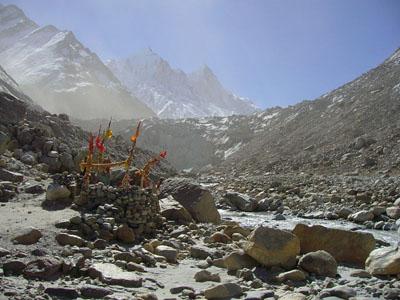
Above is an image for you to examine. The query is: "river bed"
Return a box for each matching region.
[219,209,400,246]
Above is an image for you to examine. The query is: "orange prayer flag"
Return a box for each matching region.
[130,121,142,143]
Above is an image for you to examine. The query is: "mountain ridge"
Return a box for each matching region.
[80,47,400,174]
[0,4,155,120]
[106,48,259,119]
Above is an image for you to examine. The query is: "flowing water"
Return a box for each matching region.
[219,209,400,246]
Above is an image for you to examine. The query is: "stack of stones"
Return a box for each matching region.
[70,182,163,240]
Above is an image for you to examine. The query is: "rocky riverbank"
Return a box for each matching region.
[199,172,400,234]
[1,172,400,300]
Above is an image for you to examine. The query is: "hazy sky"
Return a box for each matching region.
[3,0,400,108]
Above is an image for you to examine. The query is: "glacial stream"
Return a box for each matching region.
[219,209,400,246]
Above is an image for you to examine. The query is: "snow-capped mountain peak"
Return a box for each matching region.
[194,64,215,77]
[0,4,155,120]
[107,50,259,118]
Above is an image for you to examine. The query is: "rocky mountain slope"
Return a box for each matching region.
[223,47,400,175]
[106,48,258,119]
[80,48,400,175]
[0,4,155,120]
[0,90,173,179]
[75,109,280,171]
[0,64,35,106]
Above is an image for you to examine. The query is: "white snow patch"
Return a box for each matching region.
[263,111,279,121]
[224,142,242,159]
[392,82,400,93]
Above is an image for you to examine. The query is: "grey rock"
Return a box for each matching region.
[55,233,85,247]
[159,177,221,224]
[3,260,26,275]
[155,245,178,263]
[244,290,274,300]
[88,262,142,287]
[24,183,44,194]
[298,250,337,277]
[244,226,300,268]
[224,191,257,212]
[116,224,135,243]
[190,245,217,259]
[12,227,42,245]
[170,286,195,294]
[348,210,374,223]
[386,207,400,219]
[223,250,258,271]
[194,270,220,282]
[319,286,357,299]
[277,269,307,282]
[293,223,375,266]
[80,285,112,298]
[365,246,400,275]
[126,262,146,272]
[60,152,75,171]
[48,150,59,158]
[0,247,10,257]
[20,152,36,165]
[204,282,242,299]
[0,168,23,183]
[159,195,194,225]
[23,257,63,280]
[45,287,79,299]
[46,182,71,201]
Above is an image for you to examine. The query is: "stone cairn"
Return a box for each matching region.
[50,121,166,242]
[53,173,163,242]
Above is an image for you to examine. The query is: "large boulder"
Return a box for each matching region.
[223,191,257,212]
[243,226,300,268]
[365,246,400,275]
[159,195,193,225]
[298,250,337,277]
[293,224,375,266]
[159,178,220,224]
